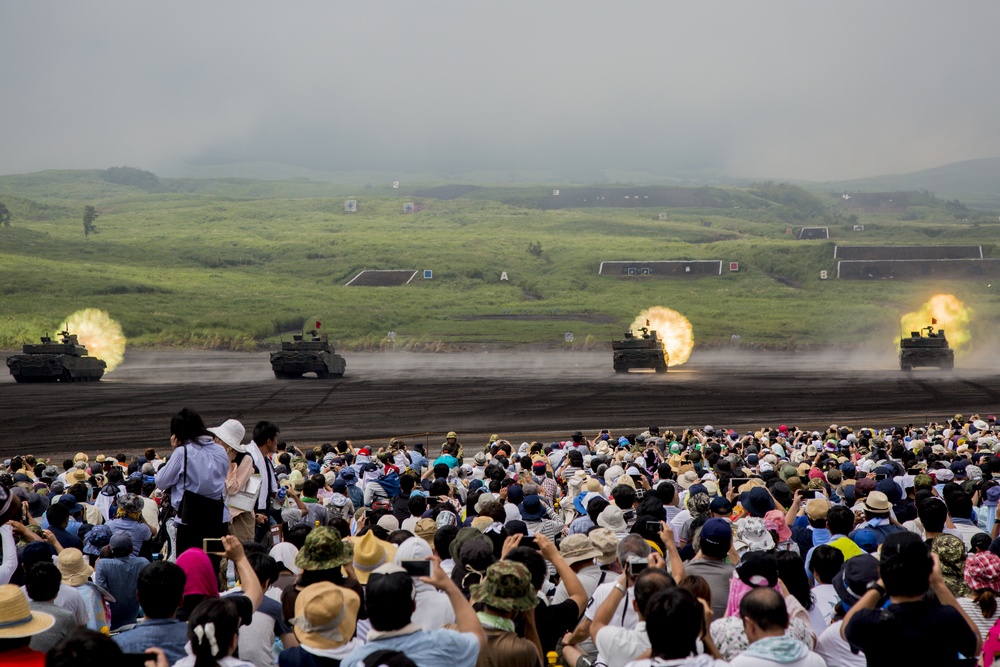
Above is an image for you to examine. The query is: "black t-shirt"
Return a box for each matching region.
[527,598,580,654]
[844,598,978,666]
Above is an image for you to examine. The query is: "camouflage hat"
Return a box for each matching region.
[930,534,971,598]
[470,560,539,612]
[119,493,144,514]
[295,527,352,571]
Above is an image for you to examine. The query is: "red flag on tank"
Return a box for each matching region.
[932,318,937,324]
[316,321,322,329]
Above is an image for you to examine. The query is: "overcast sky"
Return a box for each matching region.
[2,2,998,182]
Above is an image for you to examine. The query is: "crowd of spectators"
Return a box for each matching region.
[1,409,1000,667]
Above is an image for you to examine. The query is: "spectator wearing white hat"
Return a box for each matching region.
[210,419,257,543]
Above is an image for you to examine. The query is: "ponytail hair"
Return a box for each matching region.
[977,589,998,619]
[188,598,240,667]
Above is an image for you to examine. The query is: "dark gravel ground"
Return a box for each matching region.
[1,349,998,459]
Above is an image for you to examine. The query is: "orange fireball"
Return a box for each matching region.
[629,306,694,367]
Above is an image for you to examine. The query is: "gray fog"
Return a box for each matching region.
[2,2,998,182]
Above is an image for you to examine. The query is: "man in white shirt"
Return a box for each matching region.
[592,566,675,667]
[246,421,280,542]
[551,534,608,605]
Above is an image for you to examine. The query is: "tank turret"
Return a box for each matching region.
[7,330,107,382]
[612,327,669,373]
[899,325,954,371]
[270,330,346,379]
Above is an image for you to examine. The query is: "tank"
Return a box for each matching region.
[612,327,669,373]
[899,325,954,371]
[6,331,107,383]
[270,330,346,379]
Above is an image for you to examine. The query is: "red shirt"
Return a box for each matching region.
[1,646,46,667]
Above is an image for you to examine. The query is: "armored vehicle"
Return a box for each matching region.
[899,325,954,371]
[7,331,107,382]
[612,327,669,373]
[270,330,346,379]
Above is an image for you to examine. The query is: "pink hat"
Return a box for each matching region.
[966,552,1000,593]
[764,510,791,543]
[808,468,826,481]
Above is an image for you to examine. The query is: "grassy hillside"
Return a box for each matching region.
[815,157,1000,209]
[1,170,999,353]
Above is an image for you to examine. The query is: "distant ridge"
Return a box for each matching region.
[815,157,1000,208]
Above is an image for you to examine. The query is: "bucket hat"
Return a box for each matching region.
[558,534,603,566]
[291,582,360,650]
[352,531,398,585]
[589,528,619,565]
[833,554,880,605]
[470,561,538,612]
[414,518,437,544]
[519,495,547,522]
[736,517,775,553]
[295,527,352,571]
[56,548,95,587]
[83,525,113,557]
[208,419,247,453]
[597,505,627,533]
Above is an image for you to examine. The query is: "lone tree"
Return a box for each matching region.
[0,202,10,228]
[83,205,99,237]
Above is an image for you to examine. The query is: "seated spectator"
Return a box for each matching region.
[0,584,55,666]
[94,533,149,630]
[24,562,77,653]
[843,531,981,665]
[55,548,112,632]
[279,581,362,667]
[339,559,486,667]
[46,627,169,667]
[229,552,298,666]
[44,503,83,551]
[113,561,189,665]
[175,597,255,667]
[392,536,456,630]
[731,587,825,667]
[18,542,88,626]
[104,492,153,557]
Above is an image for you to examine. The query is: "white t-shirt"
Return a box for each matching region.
[586,582,640,667]
[730,652,825,667]
[809,584,839,631]
[596,622,650,667]
[814,620,864,667]
[625,656,730,667]
[585,582,640,628]
[552,564,609,605]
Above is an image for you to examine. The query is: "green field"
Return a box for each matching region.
[1,169,998,353]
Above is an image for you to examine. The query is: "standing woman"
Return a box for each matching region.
[155,408,231,559]
[209,419,257,543]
